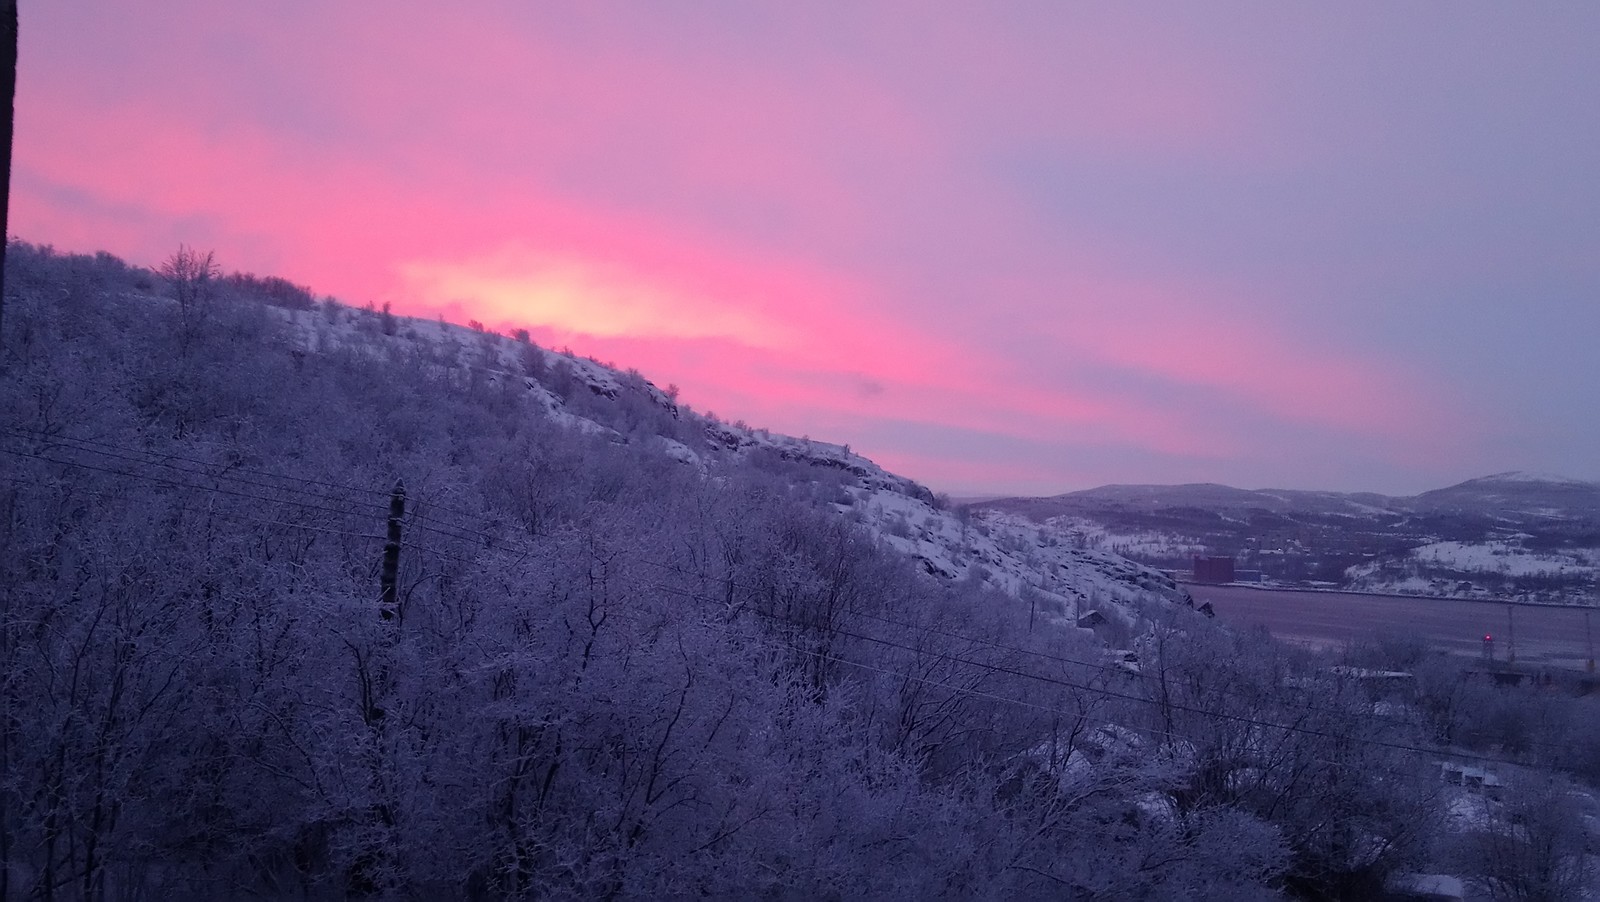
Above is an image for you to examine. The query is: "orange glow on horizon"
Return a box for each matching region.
[398,250,791,347]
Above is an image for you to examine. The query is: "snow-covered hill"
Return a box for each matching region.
[1411,471,1600,519]
[9,244,1580,899]
[279,301,1197,634]
[977,471,1600,605]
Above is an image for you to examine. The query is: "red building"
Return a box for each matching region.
[1192,555,1236,584]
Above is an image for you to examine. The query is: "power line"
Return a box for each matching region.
[459,540,1565,770]
[3,427,386,512]
[614,578,1516,775]
[0,446,1562,771]
[0,435,494,548]
[729,593,1507,766]
[0,470,384,547]
[3,425,391,500]
[623,557,1438,732]
[0,445,377,522]
[3,425,496,534]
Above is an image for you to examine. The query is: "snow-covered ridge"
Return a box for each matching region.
[853,489,1195,631]
[277,301,1195,631]
[1467,471,1597,486]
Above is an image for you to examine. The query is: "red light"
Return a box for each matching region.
[1484,634,1493,641]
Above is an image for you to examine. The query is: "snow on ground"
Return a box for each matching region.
[1346,538,1600,604]
[1408,540,1600,577]
[655,438,701,466]
[280,304,662,442]
[853,490,1195,631]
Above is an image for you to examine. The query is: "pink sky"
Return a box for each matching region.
[15,3,1600,494]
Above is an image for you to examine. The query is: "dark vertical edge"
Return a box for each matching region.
[0,1,15,340]
[380,480,406,621]
[0,9,15,888]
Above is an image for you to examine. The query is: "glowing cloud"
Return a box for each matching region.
[399,250,788,346]
[14,2,1600,494]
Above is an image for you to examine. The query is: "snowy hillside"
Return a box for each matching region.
[276,299,1197,633]
[1411,471,1600,519]
[275,298,1600,612]
[12,244,1600,899]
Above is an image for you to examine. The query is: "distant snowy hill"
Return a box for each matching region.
[1410,471,1600,519]
[990,473,1600,522]
[992,482,1398,519]
[978,474,1600,605]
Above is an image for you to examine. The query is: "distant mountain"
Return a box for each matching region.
[974,473,1600,603]
[1410,472,1600,520]
[986,482,1396,522]
[988,472,1600,522]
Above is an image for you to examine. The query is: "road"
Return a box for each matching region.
[1187,583,1599,671]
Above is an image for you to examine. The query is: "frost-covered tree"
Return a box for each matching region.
[1138,620,1441,898]
[3,245,1500,898]
[1457,773,1592,902]
[157,245,219,342]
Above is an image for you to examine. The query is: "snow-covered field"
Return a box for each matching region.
[1347,540,1600,605]
[1407,540,1600,577]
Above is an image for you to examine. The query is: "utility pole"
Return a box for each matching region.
[1586,610,1594,674]
[1506,604,1516,666]
[380,479,405,622]
[354,479,406,890]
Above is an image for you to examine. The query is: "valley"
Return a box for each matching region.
[978,477,1600,606]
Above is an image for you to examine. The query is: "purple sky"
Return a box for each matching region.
[15,2,1600,495]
